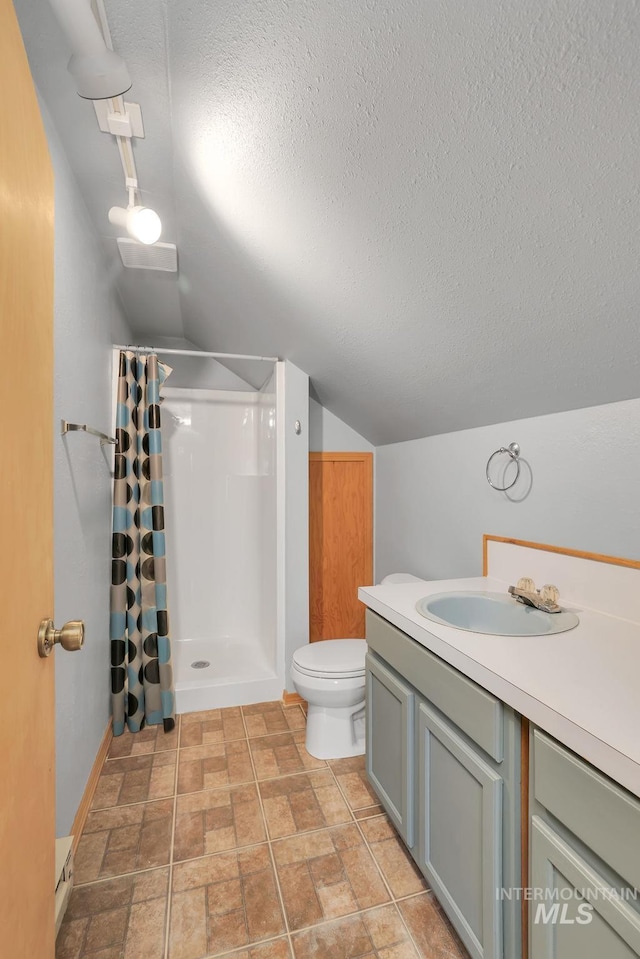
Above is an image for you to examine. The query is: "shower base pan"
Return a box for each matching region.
[174,637,282,713]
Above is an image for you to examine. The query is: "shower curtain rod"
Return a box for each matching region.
[113,344,279,363]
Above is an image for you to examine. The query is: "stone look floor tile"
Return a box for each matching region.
[62,699,471,959]
[91,752,176,809]
[107,722,179,759]
[249,731,327,780]
[291,903,420,959]
[56,868,169,959]
[77,948,123,959]
[328,756,380,812]
[259,769,352,839]
[272,822,390,930]
[173,783,266,860]
[169,845,286,959]
[177,740,254,793]
[217,940,292,959]
[359,817,427,899]
[399,894,468,959]
[354,803,385,820]
[180,707,246,747]
[75,800,174,883]
[242,701,306,738]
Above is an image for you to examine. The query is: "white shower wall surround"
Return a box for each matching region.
[162,386,281,711]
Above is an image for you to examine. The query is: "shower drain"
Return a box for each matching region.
[191,660,211,669]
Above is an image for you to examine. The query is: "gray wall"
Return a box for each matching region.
[148,337,256,391]
[309,398,375,452]
[375,398,640,582]
[45,103,132,837]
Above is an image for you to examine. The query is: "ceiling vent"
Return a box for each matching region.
[116,238,178,272]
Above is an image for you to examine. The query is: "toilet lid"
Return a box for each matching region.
[293,639,366,678]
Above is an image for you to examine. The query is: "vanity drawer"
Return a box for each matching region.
[533,729,640,891]
[366,610,503,762]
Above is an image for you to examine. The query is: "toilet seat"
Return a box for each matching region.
[292,639,366,679]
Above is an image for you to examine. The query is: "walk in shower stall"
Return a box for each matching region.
[164,378,281,711]
[111,349,309,714]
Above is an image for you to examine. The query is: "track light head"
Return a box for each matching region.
[109,205,162,245]
[48,0,132,99]
[68,48,131,100]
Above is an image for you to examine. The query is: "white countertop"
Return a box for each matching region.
[358,576,640,798]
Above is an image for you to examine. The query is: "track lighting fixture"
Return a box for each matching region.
[109,206,162,245]
[109,182,162,245]
[49,0,131,99]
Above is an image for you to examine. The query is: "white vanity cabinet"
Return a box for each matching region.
[529,730,640,959]
[365,610,523,959]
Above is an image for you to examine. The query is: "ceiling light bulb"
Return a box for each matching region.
[128,207,162,245]
[108,205,162,245]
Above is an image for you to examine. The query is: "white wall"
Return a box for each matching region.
[309,398,374,453]
[375,398,640,583]
[45,103,132,837]
[277,362,310,689]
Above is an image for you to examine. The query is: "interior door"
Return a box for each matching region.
[309,452,373,642]
[0,2,56,955]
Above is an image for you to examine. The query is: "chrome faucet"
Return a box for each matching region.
[508,578,562,614]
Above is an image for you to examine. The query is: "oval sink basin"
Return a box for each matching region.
[416,591,579,636]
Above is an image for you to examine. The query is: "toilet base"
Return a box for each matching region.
[305,701,366,760]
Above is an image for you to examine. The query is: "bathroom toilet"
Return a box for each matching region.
[291,572,425,759]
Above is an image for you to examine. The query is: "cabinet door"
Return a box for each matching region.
[417,700,503,959]
[530,816,640,959]
[365,652,415,847]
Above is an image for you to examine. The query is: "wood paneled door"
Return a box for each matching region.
[309,452,373,643]
[0,0,56,954]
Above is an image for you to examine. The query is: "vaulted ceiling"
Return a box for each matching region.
[16,0,640,444]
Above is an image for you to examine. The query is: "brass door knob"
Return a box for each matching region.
[38,619,85,658]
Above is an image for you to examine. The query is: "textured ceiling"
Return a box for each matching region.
[16,0,640,444]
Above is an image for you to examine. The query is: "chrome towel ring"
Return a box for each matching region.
[486,442,520,491]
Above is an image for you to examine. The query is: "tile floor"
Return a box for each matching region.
[57,701,469,959]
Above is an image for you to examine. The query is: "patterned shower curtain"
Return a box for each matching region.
[110,351,175,736]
